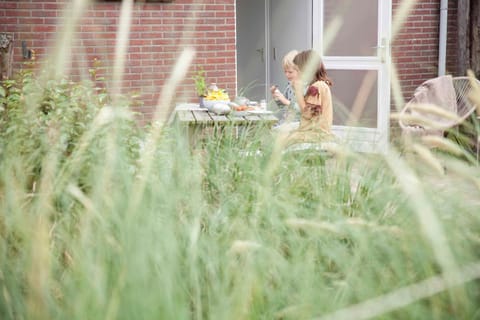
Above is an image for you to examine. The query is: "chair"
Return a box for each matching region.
[451,76,480,130]
[399,76,479,138]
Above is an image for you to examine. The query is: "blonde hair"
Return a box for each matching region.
[282,50,299,69]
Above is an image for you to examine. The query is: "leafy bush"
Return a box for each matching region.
[0,68,142,191]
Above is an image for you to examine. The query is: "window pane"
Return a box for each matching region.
[330,70,378,128]
[323,0,378,56]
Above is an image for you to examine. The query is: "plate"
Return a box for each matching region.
[247,110,273,114]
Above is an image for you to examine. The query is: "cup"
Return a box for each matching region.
[260,99,267,111]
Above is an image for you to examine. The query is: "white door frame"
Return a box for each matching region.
[313,0,392,153]
[239,0,392,153]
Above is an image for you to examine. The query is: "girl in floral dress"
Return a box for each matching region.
[284,49,335,146]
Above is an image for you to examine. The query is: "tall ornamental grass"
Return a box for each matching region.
[1,68,479,319]
[1,0,480,319]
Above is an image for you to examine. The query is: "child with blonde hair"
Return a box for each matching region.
[270,50,301,129]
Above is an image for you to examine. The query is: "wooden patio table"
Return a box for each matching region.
[171,103,278,146]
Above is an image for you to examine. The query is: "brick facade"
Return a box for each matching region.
[392,0,458,99]
[0,0,236,123]
[0,0,457,124]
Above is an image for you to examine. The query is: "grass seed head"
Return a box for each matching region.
[411,143,445,175]
[420,135,466,156]
[229,240,261,254]
[286,218,340,234]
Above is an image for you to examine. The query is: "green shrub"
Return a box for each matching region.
[0,68,142,190]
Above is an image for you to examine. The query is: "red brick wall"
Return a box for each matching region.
[392,0,458,103]
[1,0,459,124]
[0,0,236,124]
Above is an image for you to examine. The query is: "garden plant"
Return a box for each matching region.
[0,1,480,319]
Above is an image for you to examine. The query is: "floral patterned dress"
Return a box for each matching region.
[285,80,334,146]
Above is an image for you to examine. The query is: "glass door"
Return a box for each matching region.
[269,0,312,92]
[236,0,267,101]
[314,0,391,152]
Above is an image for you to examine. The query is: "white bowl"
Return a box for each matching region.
[212,102,231,115]
[201,99,230,111]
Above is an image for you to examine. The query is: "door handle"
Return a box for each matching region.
[372,38,388,63]
[256,48,264,63]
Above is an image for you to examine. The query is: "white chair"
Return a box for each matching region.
[399,76,479,138]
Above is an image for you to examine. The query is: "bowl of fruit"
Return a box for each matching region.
[200,84,231,111]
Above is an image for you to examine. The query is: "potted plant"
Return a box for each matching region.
[193,69,208,108]
[193,69,207,104]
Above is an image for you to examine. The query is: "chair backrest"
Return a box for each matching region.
[452,76,479,122]
[399,76,479,132]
